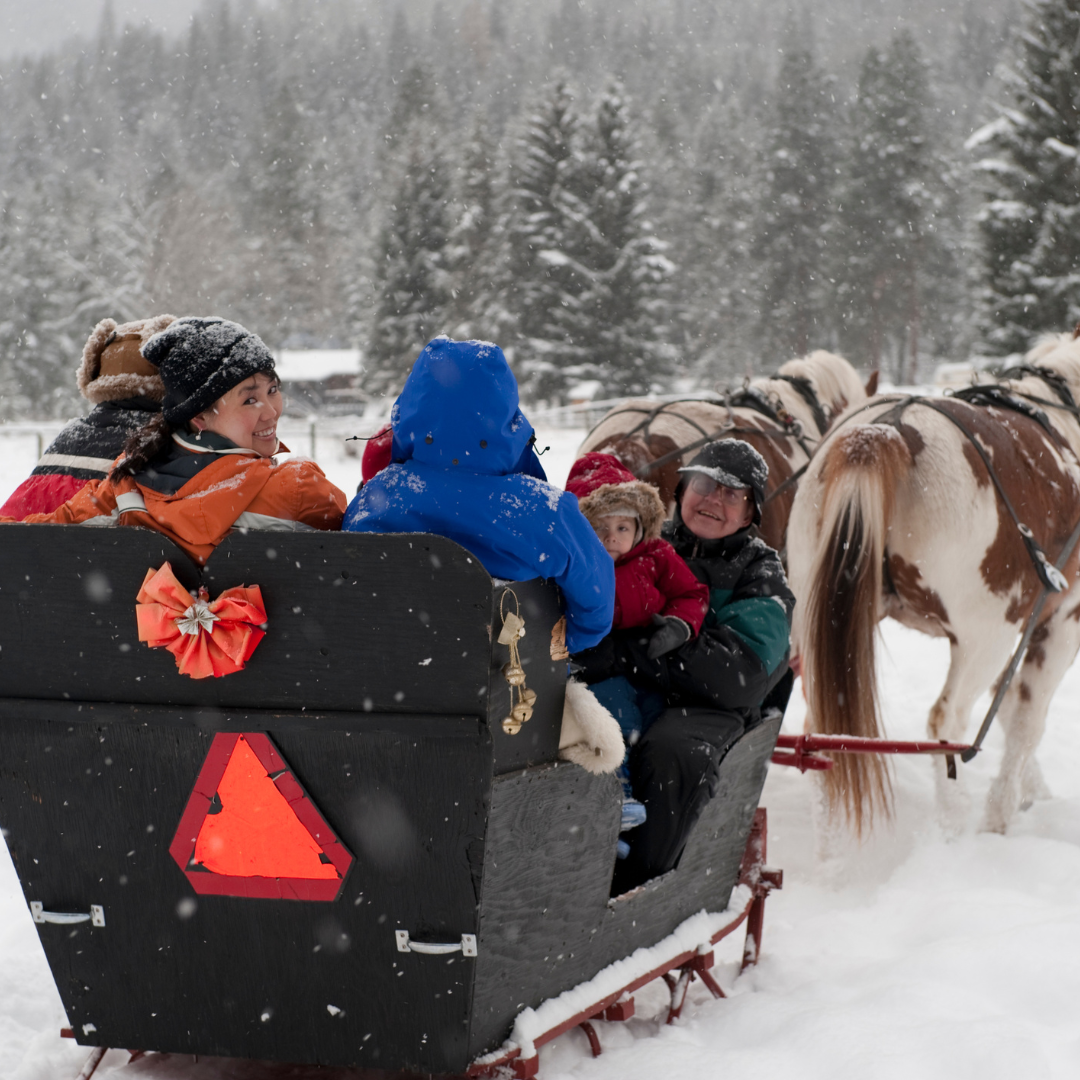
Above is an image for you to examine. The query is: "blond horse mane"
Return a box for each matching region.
[1025,332,1080,387]
[773,350,869,422]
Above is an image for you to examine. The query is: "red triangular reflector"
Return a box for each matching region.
[170,733,353,901]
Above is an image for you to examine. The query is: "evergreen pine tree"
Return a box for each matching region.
[756,38,840,358]
[554,79,675,396]
[366,64,452,394]
[445,110,498,338]
[972,0,1080,354]
[672,98,763,385]
[835,32,937,380]
[367,140,453,394]
[246,80,330,346]
[493,75,581,400]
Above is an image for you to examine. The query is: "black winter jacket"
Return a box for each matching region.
[577,514,794,718]
[35,398,160,481]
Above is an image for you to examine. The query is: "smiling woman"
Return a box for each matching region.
[189,371,284,458]
[4,317,347,563]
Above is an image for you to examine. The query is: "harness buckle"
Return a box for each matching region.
[1018,524,1070,593]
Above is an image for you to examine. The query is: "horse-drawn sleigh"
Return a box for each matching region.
[0,525,784,1079]
[6,330,1079,1079]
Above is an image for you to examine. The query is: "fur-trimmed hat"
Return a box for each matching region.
[677,439,768,525]
[566,452,666,541]
[76,315,176,405]
[142,316,276,426]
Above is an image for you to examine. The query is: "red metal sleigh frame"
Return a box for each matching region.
[467,807,782,1079]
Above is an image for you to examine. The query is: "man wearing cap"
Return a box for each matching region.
[576,439,795,893]
[0,316,176,518]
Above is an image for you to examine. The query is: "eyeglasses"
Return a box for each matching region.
[687,474,751,506]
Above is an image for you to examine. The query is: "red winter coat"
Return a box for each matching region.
[361,424,393,483]
[1,473,90,519]
[612,538,709,633]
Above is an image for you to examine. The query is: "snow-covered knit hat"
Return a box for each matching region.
[142,316,277,426]
[566,452,666,542]
[677,439,768,525]
[76,315,176,405]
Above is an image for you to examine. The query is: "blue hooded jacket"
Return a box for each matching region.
[344,338,615,651]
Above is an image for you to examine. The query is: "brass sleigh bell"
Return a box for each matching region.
[498,590,537,735]
[502,661,526,686]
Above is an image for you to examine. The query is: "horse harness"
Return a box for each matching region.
[834,375,1080,763]
[589,382,826,487]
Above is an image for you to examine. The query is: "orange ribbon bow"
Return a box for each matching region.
[136,562,267,680]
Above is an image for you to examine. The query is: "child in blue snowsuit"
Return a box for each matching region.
[343,337,614,654]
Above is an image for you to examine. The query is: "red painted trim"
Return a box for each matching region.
[244,731,287,776]
[468,893,759,1075]
[770,749,834,772]
[774,733,971,756]
[578,1020,602,1057]
[170,732,240,873]
[183,871,344,901]
[170,732,353,901]
[468,809,778,1079]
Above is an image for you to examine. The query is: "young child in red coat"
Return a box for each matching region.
[567,453,710,850]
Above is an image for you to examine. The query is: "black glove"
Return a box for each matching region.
[646,614,692,659]
[568,636,616,684]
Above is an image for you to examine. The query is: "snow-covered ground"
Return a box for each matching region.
[2,423,1080,1078]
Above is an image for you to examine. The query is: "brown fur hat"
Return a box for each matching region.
[567,452,666,542]
[77,314,177,405]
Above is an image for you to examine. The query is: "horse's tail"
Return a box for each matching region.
[802,423,912,834]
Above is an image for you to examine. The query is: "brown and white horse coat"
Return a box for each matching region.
[578,351,874,552]
[787,333,1080,835]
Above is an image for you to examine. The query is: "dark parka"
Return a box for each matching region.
[645,513,793,713]
[578,509,793,719]
[600,474,795,895]
[0,399,159,519]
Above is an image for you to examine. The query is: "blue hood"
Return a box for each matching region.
[345,337,613,651]
[392,337,546,480]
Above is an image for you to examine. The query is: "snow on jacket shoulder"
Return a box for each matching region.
[613,538,709,633]
[9,437,346,565]
[0,399,159,519]
[343,337,615,652]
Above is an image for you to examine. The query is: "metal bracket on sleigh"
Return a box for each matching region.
[467,808,782,1080]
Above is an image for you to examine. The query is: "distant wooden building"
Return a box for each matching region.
[274,349,365,414]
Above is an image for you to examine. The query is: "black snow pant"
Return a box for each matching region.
[612,705,746,895]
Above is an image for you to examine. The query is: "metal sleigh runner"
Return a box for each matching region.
[0,525,786,1079]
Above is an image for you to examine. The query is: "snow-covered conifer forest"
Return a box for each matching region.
[0,0,1050,418]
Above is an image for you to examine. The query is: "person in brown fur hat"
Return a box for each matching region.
[566,452,709,851]
[0,315,175,518]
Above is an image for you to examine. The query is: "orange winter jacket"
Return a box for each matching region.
[12,441,347,565]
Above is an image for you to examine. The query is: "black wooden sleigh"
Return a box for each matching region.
[0,526,782,1078]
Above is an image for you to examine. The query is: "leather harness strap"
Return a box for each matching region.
[774,374,830,436]
[870,394,1069,595]
[999,364,1080,417]
[586,381,829,481]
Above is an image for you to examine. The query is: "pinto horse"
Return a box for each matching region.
[787,333,1080,835]
[578,351,876,552]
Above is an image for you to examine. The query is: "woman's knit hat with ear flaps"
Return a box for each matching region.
[140,316,277,426]
[566,452,666,541]
[77,315,177,405]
